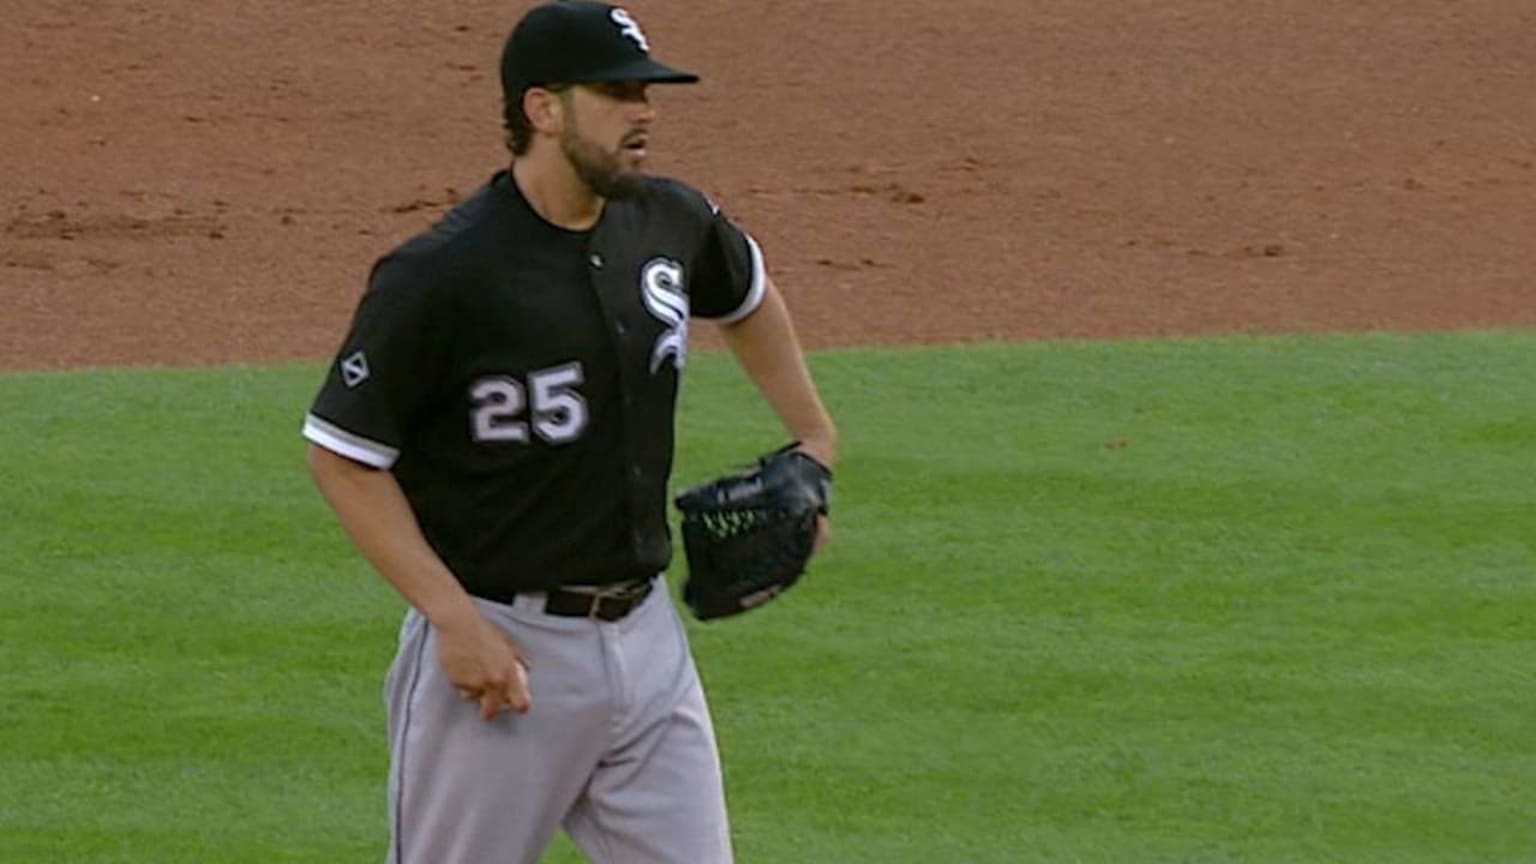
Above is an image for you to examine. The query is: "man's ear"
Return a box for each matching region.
[524,87,566,137]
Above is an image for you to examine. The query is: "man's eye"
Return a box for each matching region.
[600,82,646,102]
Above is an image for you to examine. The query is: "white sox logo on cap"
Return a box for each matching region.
[640,257,687,372]
[610,8,650,52]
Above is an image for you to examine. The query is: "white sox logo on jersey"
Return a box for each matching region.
[340,350,370,388]
[610,9,651,52]
[640,257,687,373]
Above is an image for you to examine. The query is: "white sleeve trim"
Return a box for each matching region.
[302,414,400,469]
[710,233,767,324]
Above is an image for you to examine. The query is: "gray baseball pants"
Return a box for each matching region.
[383,578,733,863]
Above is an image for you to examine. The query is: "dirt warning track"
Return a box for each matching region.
[3,0,1533,369]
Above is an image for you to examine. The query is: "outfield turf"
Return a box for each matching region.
[1,331,1532,863]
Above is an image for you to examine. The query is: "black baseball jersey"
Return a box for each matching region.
[303,170,764,597]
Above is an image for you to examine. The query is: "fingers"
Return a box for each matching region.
[456,683,501,720]
[479,690,502,721]
[495,635,533,716]
[463,656,531,719]
[478,667,529,718]
[508,659,532,714]
[438,614,536,720]
[446,658,532,719]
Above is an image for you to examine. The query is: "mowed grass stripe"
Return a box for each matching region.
[1,330,1532,863]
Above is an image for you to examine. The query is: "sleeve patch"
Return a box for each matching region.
[340,350,371,388]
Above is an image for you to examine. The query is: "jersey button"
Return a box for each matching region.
[615,321,628,337]
[589,253,604,269]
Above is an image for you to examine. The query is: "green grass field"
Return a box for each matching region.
[2,331,1533,863]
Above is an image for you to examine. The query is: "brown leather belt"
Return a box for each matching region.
[542,579,654,622]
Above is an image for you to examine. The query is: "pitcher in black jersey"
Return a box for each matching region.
[302,3,837,863]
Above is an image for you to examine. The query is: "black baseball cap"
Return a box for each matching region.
[500,1,700,96]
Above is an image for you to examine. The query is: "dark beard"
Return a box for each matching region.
[560,128,645,200]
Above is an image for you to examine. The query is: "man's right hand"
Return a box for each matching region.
[305,446,532,719]
[433,610,532,719]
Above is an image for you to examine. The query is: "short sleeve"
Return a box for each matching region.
[688,198,766,323]
[302,257,448,469]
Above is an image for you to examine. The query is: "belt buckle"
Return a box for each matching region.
[586,592,607,621]
[586,582,630,621]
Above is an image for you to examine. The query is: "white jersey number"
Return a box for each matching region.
[470,362,589,445]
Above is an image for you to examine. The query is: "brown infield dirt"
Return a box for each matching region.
[3,0,1533,371]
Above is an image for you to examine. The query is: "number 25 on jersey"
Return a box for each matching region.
[470,362,588,445]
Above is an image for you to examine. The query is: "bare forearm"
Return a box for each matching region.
[306,444,479,628]
[718,279,838,466]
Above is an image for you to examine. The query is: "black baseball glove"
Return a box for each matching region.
[673,445,832,621]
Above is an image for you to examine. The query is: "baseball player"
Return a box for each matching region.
[301,3,837,863]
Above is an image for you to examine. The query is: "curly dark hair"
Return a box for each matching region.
[503,83,571,156]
